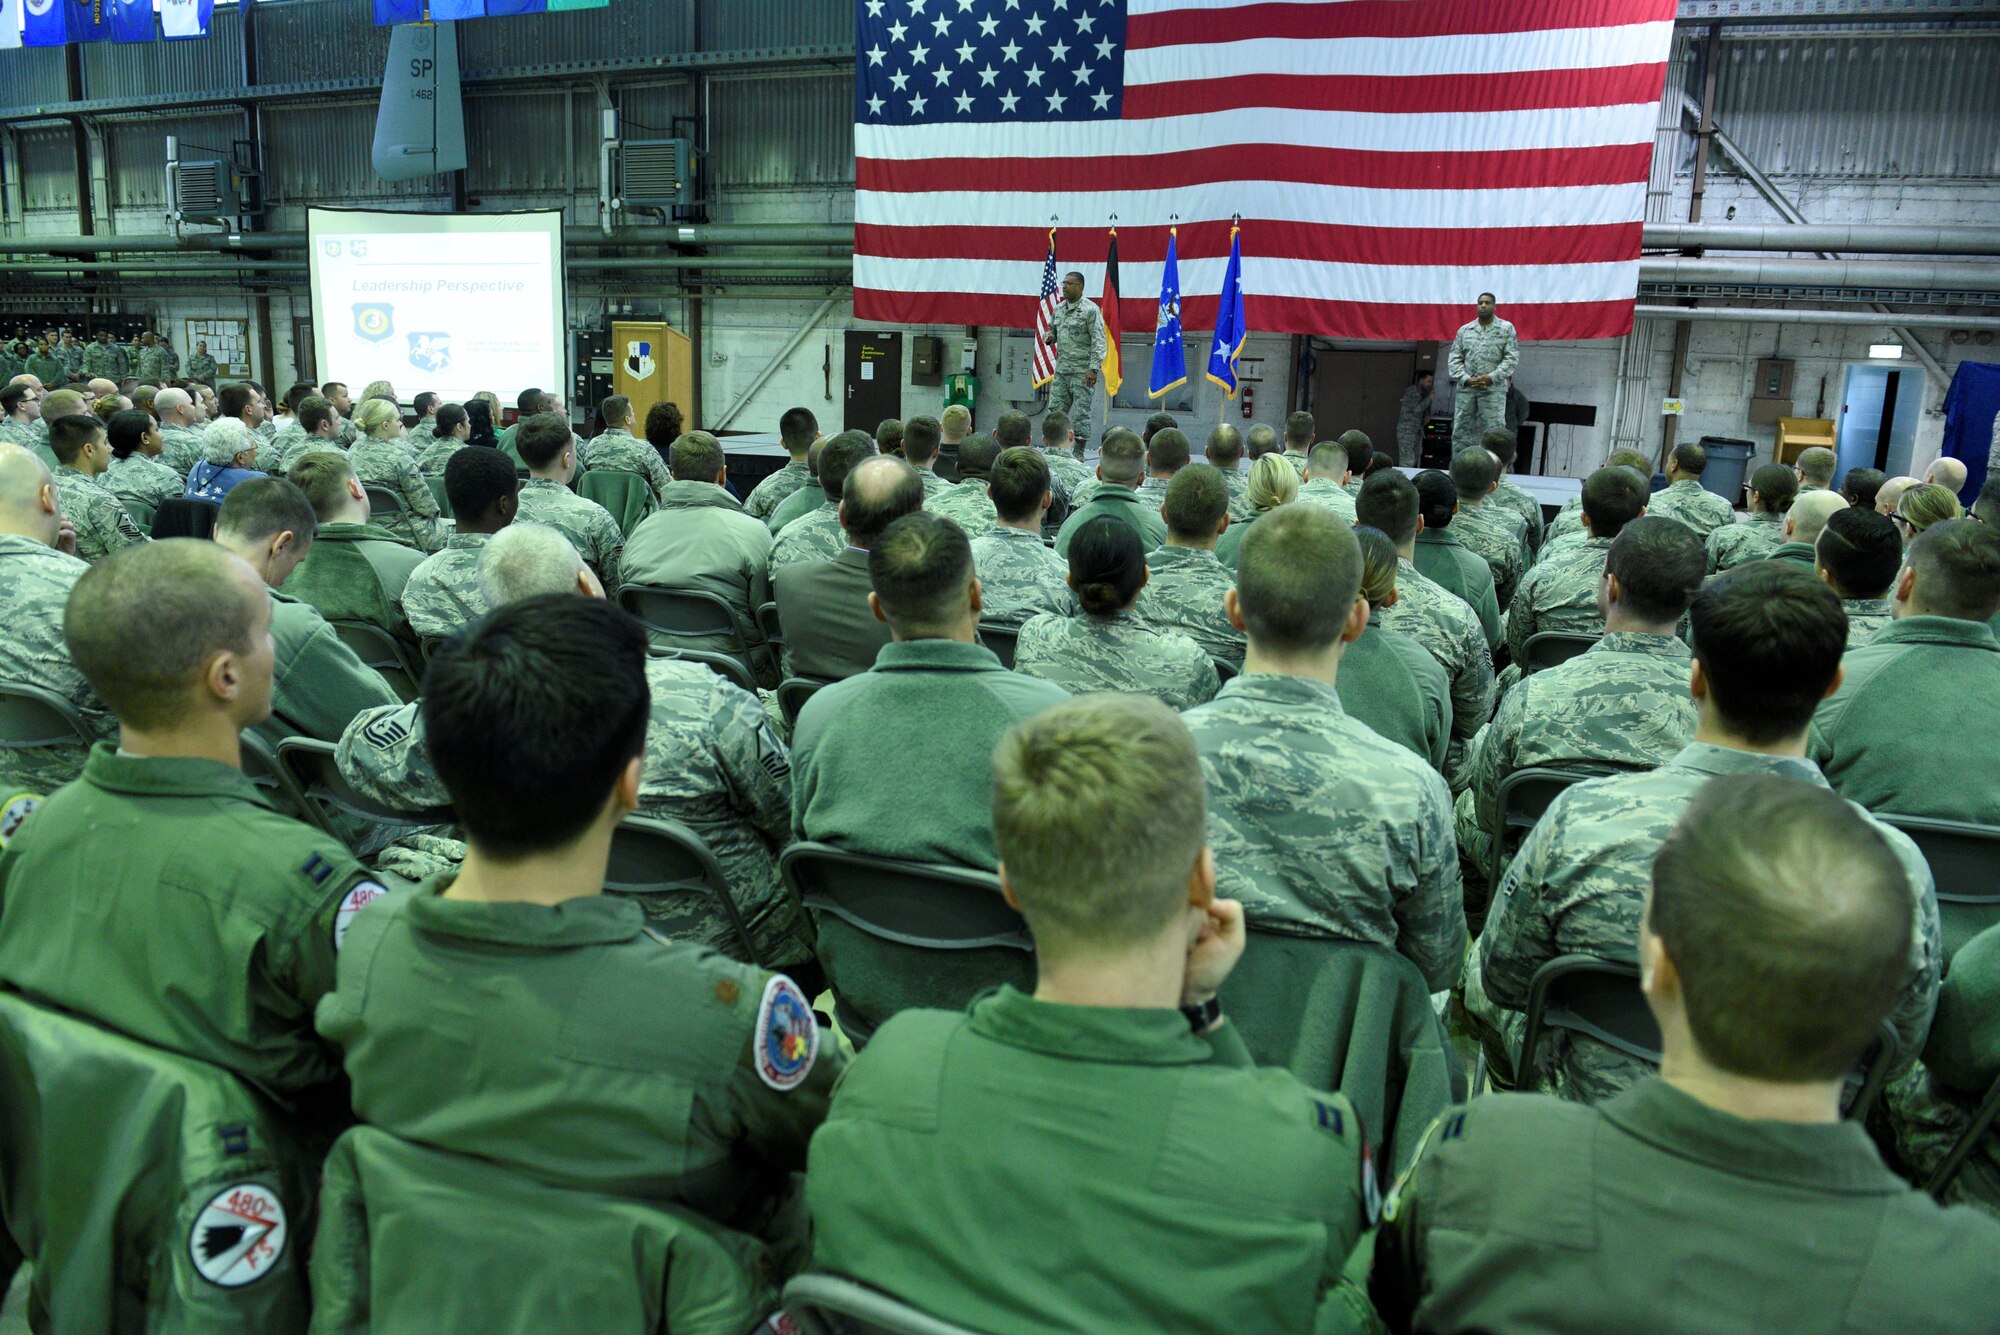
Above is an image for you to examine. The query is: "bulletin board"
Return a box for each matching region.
[184,318,252,379]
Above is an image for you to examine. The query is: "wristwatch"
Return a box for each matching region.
[1180,996,1223,1034]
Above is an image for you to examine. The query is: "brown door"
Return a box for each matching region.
[1310,348,1416,451]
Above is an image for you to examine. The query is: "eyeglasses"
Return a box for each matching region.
[1890,513,1915,532]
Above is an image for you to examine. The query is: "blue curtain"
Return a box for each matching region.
[1942,360,2000,504]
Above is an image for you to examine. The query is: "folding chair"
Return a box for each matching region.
[651,645,758,696]
[777,677,832,731]
[275,737,456,853]
[1486,766,1599,890]
[617,584,756,665]
[0,681,96,758]
[605,815,762,964]
[1213,657,1240,685]
[1925,1072,2000,1201]
[779,841,1033,1045]
[756,601,785,654]
[1520,631,1601,675]
[577,469,657,536]
[974,622,1018,669]
[327,620,425,702]
[121,499,156,533]
[240,731,313,823]
[148,496,219,538]
[784,1274,992,1335]
[362,483,409,523]
[1881,815,2000,963]
[424,474,454,518]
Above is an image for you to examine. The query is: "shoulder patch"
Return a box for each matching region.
[754,974,820,1092]
[756,721,790,784]
[333,881,389,952]
[0,792,45,848]
[360,712,412,750]
[1361,1139,1383,1227]
[188,1182,287,1287]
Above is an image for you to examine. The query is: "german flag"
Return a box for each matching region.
[1100,228,1123,398]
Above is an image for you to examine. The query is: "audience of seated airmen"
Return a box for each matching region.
[1053,427,1166,556]
[1204,422,1253,520]
[1540,446,1650,547]
[1842,465,1887,511]
[1035,408,1092,493]
[1770,485,1847,564]
[514,411,624,587]
[1214,451,1298,569]
[965,446,1075,627]
[1814,505,1903,648]
[1809,518,2000,825]
[1375,773,1999,1331]
[771,452,918,682]
[1645,441,1737,541]
[1467,562,1940,1104]
[1295,438,1360,524]
[282,449,428,647]
[415,401,471,477]
[1408,468,1503,654]
[47,412,148,562]
[1444,447,1528,607]
[897,414,953,499]
[1337,527,1453,775]
[398,446,519,642]
[1337,431,1373,498]
[766,434,834,537]
[1279,410,1314,475]
[185,418,266,504]
[1506,465,1651,677]
[925,431,1001,538]
[805,694,1376,1335]
[0,540,378,1105]
[1707,462,1798,572]
[585,393,674,502]
[346,397,446,553]
[1137,426,1190,506]
[1183,504,1465,992]
[1479,427,1545,552]
[102,407,182,511]
[1140,463,1245,666]
[1896,481,1963,543]
[271,395,345,474]
[1014,515,1220,709]
[770,429,877,574]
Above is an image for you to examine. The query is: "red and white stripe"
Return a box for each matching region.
[854,0,1677,342]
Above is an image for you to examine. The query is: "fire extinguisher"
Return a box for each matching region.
[1241,382,1255,418]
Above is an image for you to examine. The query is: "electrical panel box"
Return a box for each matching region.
[1754,358,1795,400]
[995,336,1042,399]
[911,334,943,386]
[573,327,613,420]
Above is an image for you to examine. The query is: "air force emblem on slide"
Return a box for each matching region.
[408,332,452,374]
[755,975,819,1091]
[353,303,395,344]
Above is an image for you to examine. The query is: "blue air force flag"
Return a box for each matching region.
[1149,228,1186,399]
[1206,224,1248,397]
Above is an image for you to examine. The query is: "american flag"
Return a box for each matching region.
[1032,228,1059,387]
[852,0,1677,343]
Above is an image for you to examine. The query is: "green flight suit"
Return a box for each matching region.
[1337,614,1452,776]
[315,881,842,1235]
[1412,528,1502,652]
[805,989,1378,1335]
[766,480,827,536]
[1809,615,2000,825]
[254,590,403,749]
[281,520,426,646]
[1373,1081,2000,1333]
[1051,484,1168,557]
[0,745,378,1101]
[1766,539,1817,566]
[24,353,64,388]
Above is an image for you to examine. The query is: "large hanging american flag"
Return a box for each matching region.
[852,0,1677,342]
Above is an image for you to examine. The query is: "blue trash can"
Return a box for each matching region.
[1698,437,1755,505]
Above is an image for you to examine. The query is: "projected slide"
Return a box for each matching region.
[308,209,565,405]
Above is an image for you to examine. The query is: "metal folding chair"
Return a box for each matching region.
[327,620,425,702]
[605,815,762,964]
[1520,631,1600,674]
[1881,814,2000,963]
[275,737,456,853]
[974,622,1018,669]
[784,1274,993,1335]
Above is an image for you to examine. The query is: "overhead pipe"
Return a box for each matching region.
[1638,256,2000,293]
[0,223,852,256]
[1643,224,2000,256]
[1634,305,2000,331]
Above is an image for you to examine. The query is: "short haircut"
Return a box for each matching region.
[39,389,85,421]
[515,387,542,414]
[1606,516,1705,623]
[1237,504,1362,655]
[1815,508,1901,599]
[779,406,818,454]
[478,522,584,606]
[1898,482,1962,535]
[1162,463,1229,539]
[599,394,633,427]
[869,511,974,636]
[995,411,1031,449]
[218,383,256,420]
[1688,562,1846,744]
[65,540,260,731]
[284,382,317,413]
[1749,463,1799,514]
[1284,411,1315,447]
[1581,464,1648,539]
[1481,427,1518,467]
[1840,467,1886,510]
[0,384,30,417]
[645,401,684,451]
[287,450,358,523]
[1907,519,2000,621]
[1096,427,1145,485]
[321,381,349,400]
[1341,430,1373,476]
[1606,448,1651,473]
[217,476,318,547]
[1449,447,1499,499]
[424,595,651,860]
[1353,525,1400,607]
[664,430,723,482]
[1246,453,1297,511]
[516,414,574,470]
[956,432,1000,479]
[1670,441,1707,475]
[1414,469,1456,530]
[901,414,941,464]
[940,403,972,439]
[1355,469,1420,545]
[1650,773,1912,1081]
[1147,427,1190,475]
[49,414,104,466]
[989,447,1051,522]
[413,391,439,418]
[298,397,336,436]
[1205,424,1244,467]
[106,409,153,460]
[1367,450,1399,475]
[991,694,1208,953]
[1789,488,1849,545]
[434,403,469,438]
[817,429,877,502]
[1306,440,1345,476]
[1245,424,1279,459]
[1039,411,1070,450]
[1144,412,1178,445]
[1479,291,1496,303]
[841,456,925,546]
[875,417,905,456]
[444,444,520,522]
[1797,446,1837,487]
[1067,514,1147,617]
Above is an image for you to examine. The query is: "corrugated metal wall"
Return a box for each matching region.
[253,0,390,87]
[263,100,432,202]
[1,46,71,108]
[16,126,75,214]
[81,6,243,99]
[1712,33,2000,178]
[108,113,245,209]
[700,0,849,54]
[710,72,853,187]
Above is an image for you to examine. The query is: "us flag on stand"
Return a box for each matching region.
[1031,229,1059,387]
[853,0,1677,342]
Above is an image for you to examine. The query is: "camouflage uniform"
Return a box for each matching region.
[55,340,85,380]
[133,344,168,384]
[1506,534,1613,664]
[1453,633,1697,884]
[404,419,436,449]
[1412,529,1502,653]
[1066,476,1105,511]
[1471,744,1941,1104]
[1379,558,1494,776]
[1446,317,1518,451]
[104,452,182,511]
[1339,615,1453,775]
[415,436,466,478]
[184,351,218,384]
[765,479,828,536]
[1491,477,1545,553]
[1842,596,1895,650]
[967,526,1076,626]
[1295,478,1358,525]
[0,420,40,450]
[1042,448,1091,496]
[1704,511,1786,574]
[744,459,812,522]
[1646,478,1736,541]
[1044,296,1107,448]
[337,655,813,968]
[1182,673,1465,990]
[1140,545,1244,666]
[254,420,307,474]
[1884,922,2000,1217]
[1397,383,1432,466]
[80,341,121,381]
[52,467,147,563]
[1220,466,1255,522]
[1542,498,1586,549]
[0,534,115,799]
[350,437,447,554]
[586,427,673,503]
[927,478,999,540]
[1013,609,1220,710]
[767,503,846,576]
[514,478,623,587]
[914,468,952,501]
[400,531,492,641]
[274,428,348,477]
[159,424,209,478]
[1450,499,1528,608]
